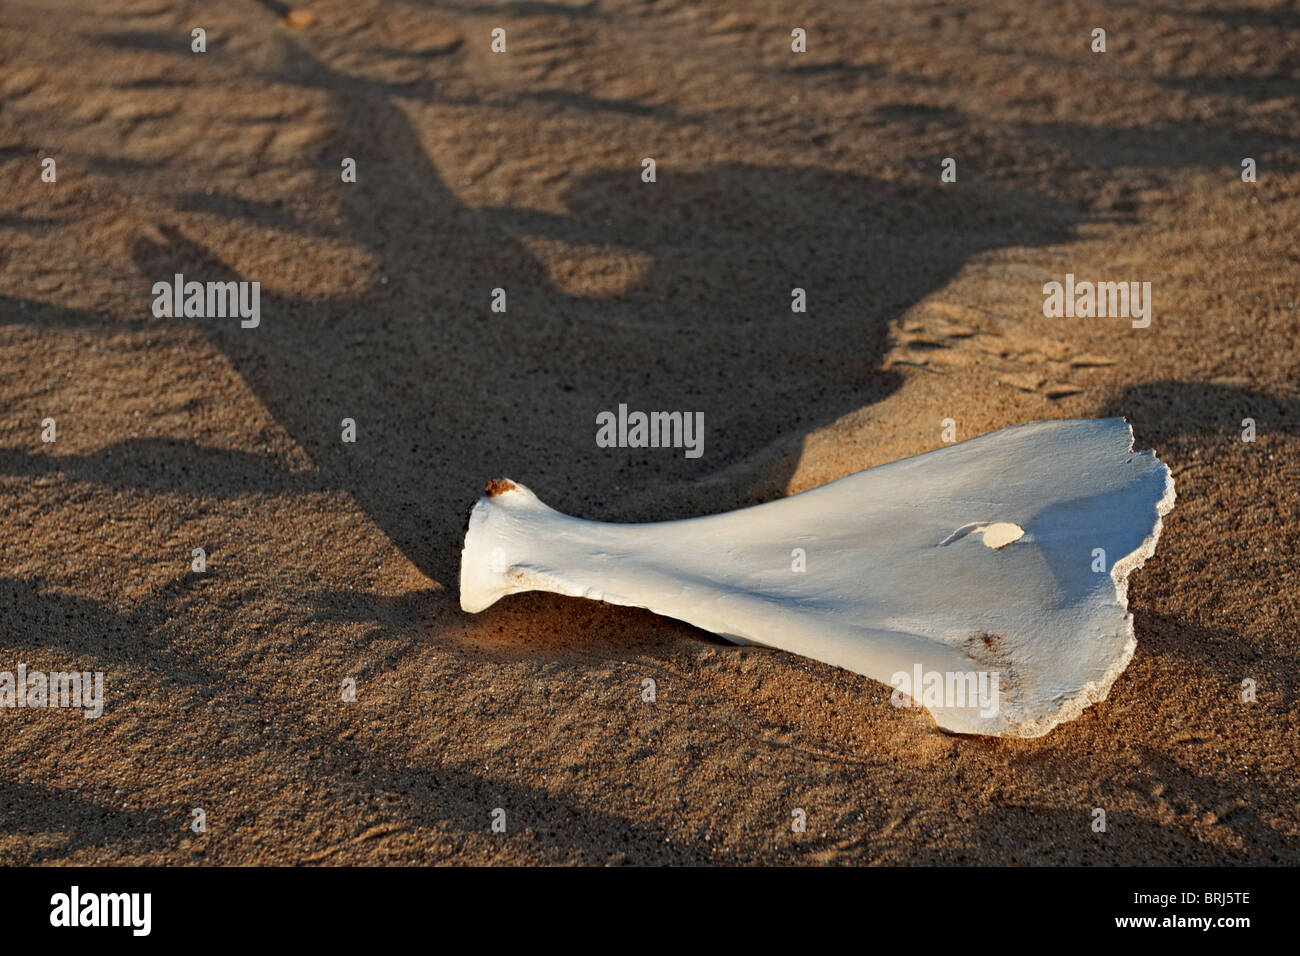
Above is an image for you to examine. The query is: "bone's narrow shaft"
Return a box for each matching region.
[463,484,976,675]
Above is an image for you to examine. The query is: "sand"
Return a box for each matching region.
[0,0,1297,864]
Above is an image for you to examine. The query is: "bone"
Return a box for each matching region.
[460,418,1175,737]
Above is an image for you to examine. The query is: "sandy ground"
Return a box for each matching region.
[1,0,1297,864]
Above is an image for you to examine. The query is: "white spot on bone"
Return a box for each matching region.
[982,522,1025,549]
[940,521,1024,548]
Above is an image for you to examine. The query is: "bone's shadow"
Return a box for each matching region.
[309,585,732,666]
[117,36,1080,591]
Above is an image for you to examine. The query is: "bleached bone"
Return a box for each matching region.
[460,419,1174,737]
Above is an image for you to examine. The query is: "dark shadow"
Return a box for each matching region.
[1154,70,1300,102]
[0,215,60,229]
[0,778,174,865]
[0,293,153,331]
[870,103,966,127]
[309,586,447,628]
[254,0,292,17]
[108,682,719,863]
[786,60,885,79]
[0,655,717,864]
[1136,609,1294,700]
[0,440,319,497]
[526,88,693,122]
[433,0,601,19]
[1099,378,1300,721]
[1149,3,1300,31]
[0,576,224,688]
[1026,471,1172,606]
[366,38,466,62]
[291,730,716,864]
[1124,743,1292,862]
[0,146,34,163]
[1100,380,1300,443]
[308,586,728,665]
[86,153,176,175]
[54,28,1078,591]
[115,76,197,91]
[1019,120,1300,173]
[98,31,225,55]
[924,737,1298,864]
[174,191,335,239]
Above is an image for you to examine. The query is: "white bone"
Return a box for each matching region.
[460,419,1174,737]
